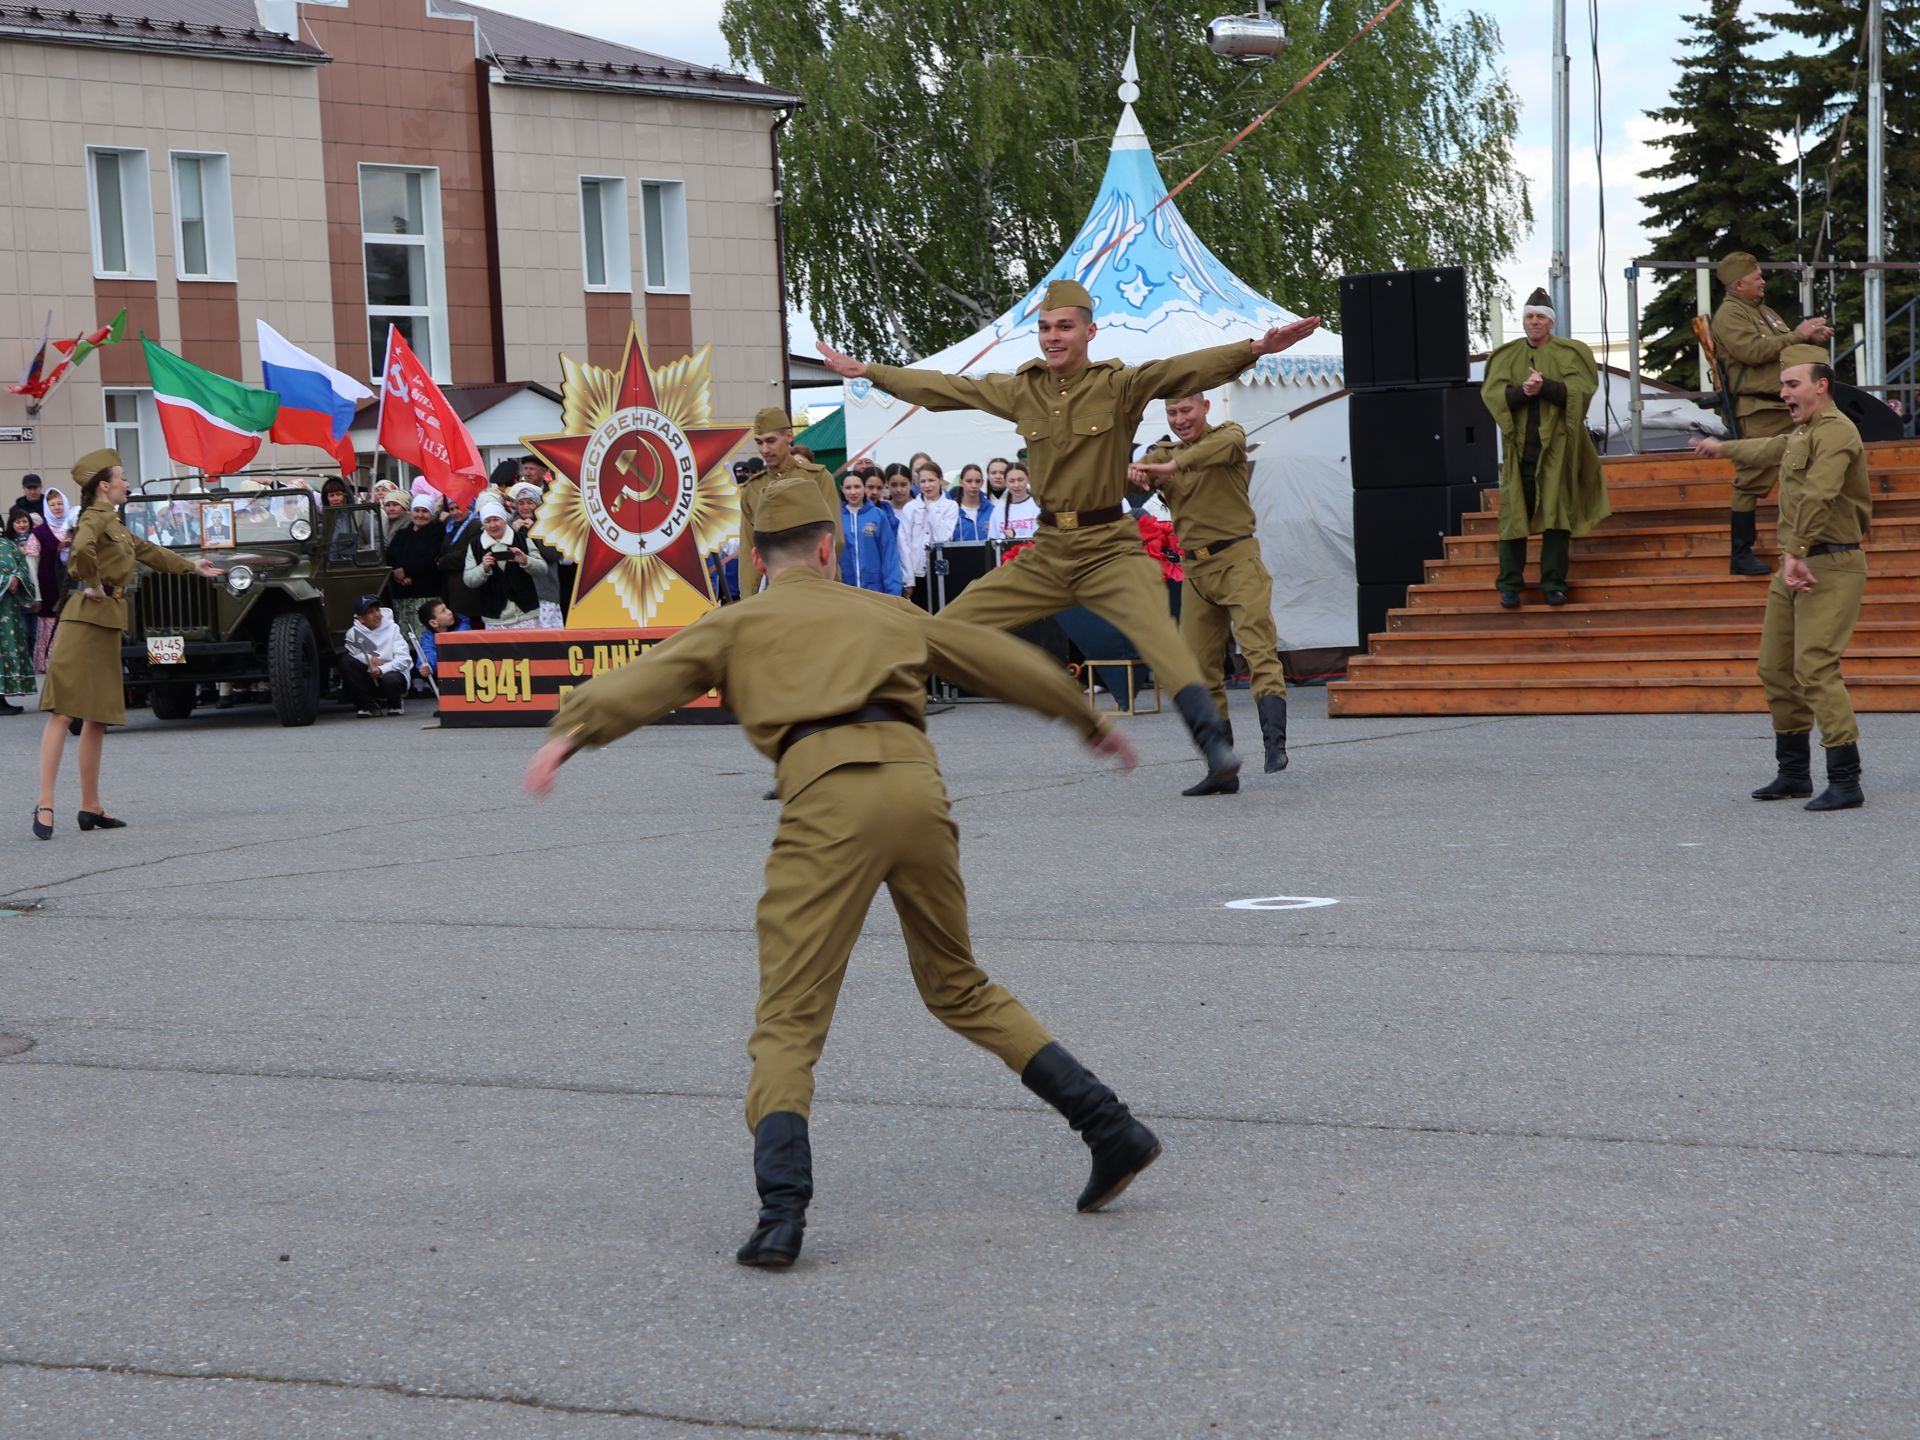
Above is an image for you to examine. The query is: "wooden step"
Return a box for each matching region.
[1420,556,1920,591]
[1482,467,1920,513]
[1427,544,1920,583]
[1596,438,1920,477]
[1362,620,1920,658]
[1382,596,1920,633]
[1346,647,1920,683]
[1403,567,1920,609]
[1463,492,1920,535]
[1328,674,1920,717]
[1443,517,1920,562]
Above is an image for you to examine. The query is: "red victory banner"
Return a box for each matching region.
[375,325,486,504]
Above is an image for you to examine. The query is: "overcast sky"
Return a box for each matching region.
[525,0,1719,348]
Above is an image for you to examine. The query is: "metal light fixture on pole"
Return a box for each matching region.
[1549,0,1571,335]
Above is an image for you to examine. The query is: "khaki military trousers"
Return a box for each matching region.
[936,519,1203,692]
[745,758,1052,1131]
[1180,540,1287,719]
[1756,550,1866,745]
[1730,406,1796,512]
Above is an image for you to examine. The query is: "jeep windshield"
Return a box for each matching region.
[122,492,318,548]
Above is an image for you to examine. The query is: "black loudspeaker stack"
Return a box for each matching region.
[1339,266,1495,640]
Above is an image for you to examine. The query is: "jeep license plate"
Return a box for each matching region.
[147,636,185,665]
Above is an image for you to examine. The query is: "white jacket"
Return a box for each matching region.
[922,495,960,547]
[891,497,931,579]
[345,607,411,672]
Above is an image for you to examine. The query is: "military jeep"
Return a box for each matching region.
[119,485,395,725]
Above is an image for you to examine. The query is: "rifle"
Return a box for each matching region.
[1690,316,1743,440]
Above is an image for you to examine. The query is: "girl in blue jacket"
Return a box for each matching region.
[838,475,902,595]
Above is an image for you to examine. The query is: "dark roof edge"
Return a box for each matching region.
[489,66,798,108]
[0,19,327,62]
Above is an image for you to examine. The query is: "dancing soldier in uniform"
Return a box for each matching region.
[736,407,841,599]
[524,479,1162,1268]
[816,278,1322,793]
[1692,350,1871,811]
[1128,392,1290,793]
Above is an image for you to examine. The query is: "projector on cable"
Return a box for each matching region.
[1206,2,1286,66]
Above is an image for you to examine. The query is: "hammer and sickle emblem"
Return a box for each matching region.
[614,447,665,506]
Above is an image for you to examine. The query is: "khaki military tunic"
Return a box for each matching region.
[1140,422,1286,713]
[1711,294,1802,510]
[866,342,1257,690]
[1722,406,1871,744]
[736,456,841,596]
[40,500,198,725]
[551,567,1107,1129]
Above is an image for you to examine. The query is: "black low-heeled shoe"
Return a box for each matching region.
[32,806,53,840]
[76,811,126,831]
[67,716,82,737]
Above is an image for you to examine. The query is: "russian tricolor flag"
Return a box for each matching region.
[258,320,373,475]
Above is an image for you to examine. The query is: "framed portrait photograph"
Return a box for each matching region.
[200,499,236,550]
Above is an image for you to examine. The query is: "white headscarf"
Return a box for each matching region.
[40,485,73,538]
[475,494,510,526]
[507,482,543,502]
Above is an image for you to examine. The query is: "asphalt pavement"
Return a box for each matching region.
[2,687,1916,1438]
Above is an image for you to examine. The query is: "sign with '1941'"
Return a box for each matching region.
[433,628,729,729]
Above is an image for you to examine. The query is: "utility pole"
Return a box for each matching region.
[1864,0,1886,388]
[1549,0,1571,336]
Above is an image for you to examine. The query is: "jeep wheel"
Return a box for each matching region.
[269,612,320,727]
[148,681,196,721]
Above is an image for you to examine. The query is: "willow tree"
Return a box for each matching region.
[724,0,1529,363]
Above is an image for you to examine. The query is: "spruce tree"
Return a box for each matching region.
[1762,0,1920,374]
[1638,0,1795,387]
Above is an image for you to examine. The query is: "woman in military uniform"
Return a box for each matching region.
[32,449,218,840]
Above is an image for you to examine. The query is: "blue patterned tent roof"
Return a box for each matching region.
[910,98,1343,388]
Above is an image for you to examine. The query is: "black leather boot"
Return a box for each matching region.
[735,1111,812,1267]
[1730,510,1770,576]
[1173,684,1241,796]
[1751,731,1813,800]
[1804,742,1864,811]
[1020,1042,1162,1212]
[1256,692,1288,772]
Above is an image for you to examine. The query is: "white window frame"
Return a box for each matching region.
[102,388,168,490]
[358,162,449,383]
[639,178,690,294]
[86,145,156,280]
[579,175,631,292]
[168,150,236,283]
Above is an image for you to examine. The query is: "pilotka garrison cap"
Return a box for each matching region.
[754,476,835,532]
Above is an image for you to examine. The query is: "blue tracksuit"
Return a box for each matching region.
[839,502,902,594]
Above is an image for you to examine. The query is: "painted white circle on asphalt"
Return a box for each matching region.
[1224,895,1340,911]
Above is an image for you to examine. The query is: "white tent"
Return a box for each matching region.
[844,52,1354,649]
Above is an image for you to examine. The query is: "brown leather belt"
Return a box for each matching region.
[778,701,921,759]
[1189,534,1252,562]
[1037,503,1125,531]
[1806,542,1860,556]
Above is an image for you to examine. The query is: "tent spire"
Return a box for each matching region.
[1113,26,1148,152]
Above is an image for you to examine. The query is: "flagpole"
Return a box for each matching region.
[372,322,395,489]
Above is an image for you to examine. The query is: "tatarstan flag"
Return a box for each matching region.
[142,336,280,477]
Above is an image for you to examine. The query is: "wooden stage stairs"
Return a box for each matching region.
[1328,439,1920,717]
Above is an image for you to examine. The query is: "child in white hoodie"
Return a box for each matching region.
[341,594,412,716]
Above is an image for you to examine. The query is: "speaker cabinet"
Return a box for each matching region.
[1368,272,1418,387]
[1349,384,1498,489]
[1352,482,1493,585]
[1830,381,1905,442]
[1412,267,1469,384]
[1357,581,1409,643]
[1338,273,1376,390]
